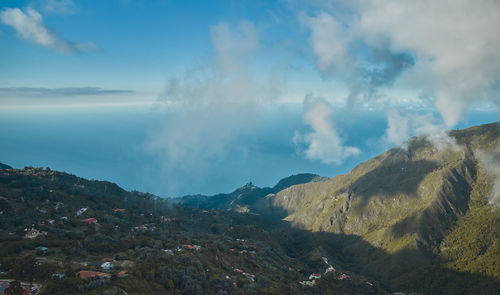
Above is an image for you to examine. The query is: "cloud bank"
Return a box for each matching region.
[294,95,360,164]
[0,7,95,52]
[302,0,500,126]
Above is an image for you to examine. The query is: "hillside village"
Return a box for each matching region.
[0,166,384,295]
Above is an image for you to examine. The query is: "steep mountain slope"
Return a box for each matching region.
[266,122,500,279]
[177,173,327,213]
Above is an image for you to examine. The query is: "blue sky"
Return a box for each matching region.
[0,0,499,196]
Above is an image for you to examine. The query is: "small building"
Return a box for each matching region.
[82,218,97,224]
[78,270,111,280]
[325,266,335,274]
[25,229,42,239]
[76,207,88,216]
[52,273,65,279]
[101,262,114,270]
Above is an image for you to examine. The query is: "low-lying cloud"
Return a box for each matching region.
[477,142,500,207]
[294,95,360,164]
[382,110,460,152]
[0,87,134,97]
[0,7,95,52]
[147,20,284,194]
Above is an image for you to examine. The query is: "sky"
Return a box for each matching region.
[0,0,499,197]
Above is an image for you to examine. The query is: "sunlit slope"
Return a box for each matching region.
[268,122,500,259]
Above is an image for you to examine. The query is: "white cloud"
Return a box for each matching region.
[383,109,410,147]
[300,12,351,74]
[39,0,76,15]
[303,0,500,126]
[381,110,461,152]
[477,142,500,207]
[411,114,461,152]
[147,21,284,194]
[0,7,95,52]
[294,95,360,164]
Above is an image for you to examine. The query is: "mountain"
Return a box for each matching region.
[177,173,327,214]
[264,121,500,287]
[0,162,13,169]
[272,173,328,193]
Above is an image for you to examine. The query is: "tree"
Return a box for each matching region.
[5,281,23,295]
[11,255,37,284]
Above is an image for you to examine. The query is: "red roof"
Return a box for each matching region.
[184,244,194,249]
[78,270,111,279]
[82,218,97,223]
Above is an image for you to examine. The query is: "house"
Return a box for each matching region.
[299,280,315,287]
[82,218,97,224]
[324,266,335,274]
[36,246,48,251]
[0,282,10,295]
[193,245,201,251]
[78,270,111,280]
[101,262,114,270]
[25,229,46,239]
[101,258,113,262]
[112,208,126,213]
[118,270,128,277]
[309,273,321,280]
[76,207,88,216]
[322,257,329,265]
[338,273,351,280]
[243,272,255,282]
[52,273,65,279]
[184,244,194,250]
[164,249,174,256]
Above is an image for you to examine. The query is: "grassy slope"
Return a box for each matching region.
[269,122,500,258]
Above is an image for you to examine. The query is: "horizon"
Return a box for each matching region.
[1,0,499,197]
